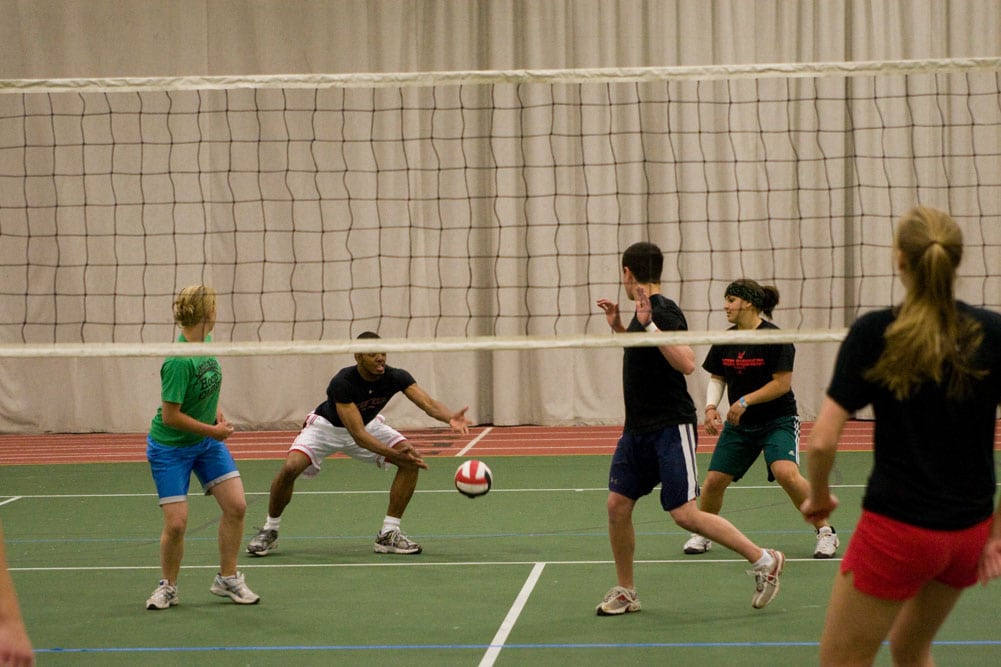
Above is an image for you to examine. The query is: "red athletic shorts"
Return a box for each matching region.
[842,510,992,600]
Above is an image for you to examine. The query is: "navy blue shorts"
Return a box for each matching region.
[607,423,699,511]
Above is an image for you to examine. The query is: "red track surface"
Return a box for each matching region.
[0,420,892,465]
[2,421,998,466]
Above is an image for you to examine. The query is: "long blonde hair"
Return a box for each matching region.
[864,206,984,400]
[172,285,216,328]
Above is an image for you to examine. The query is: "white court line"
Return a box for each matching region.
[455,426,493,457]
[0,496,22,507]
[480,561,545,667]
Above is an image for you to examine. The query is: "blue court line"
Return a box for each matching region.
[37,639,1001,654]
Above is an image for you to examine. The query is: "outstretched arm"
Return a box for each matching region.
[403,384,470,434]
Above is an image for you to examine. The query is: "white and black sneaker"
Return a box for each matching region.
[373,529,422,554]
[246,528,279,556]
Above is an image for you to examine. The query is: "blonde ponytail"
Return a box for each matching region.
[865,207,984,400]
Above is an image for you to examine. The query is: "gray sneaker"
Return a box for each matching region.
[145,579,178,610]
[813,526,839,559]
[750,549,785,609]
[210,572,260,605]
[246,528,279,556]
[595,586,641,616]
[373,528,422,554]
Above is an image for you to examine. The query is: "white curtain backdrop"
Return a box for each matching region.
[1,0,999,433]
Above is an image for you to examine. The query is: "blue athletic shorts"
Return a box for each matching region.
[607,423,699,511]
[146,435,240,505]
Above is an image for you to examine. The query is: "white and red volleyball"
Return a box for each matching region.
[454,459,493,498]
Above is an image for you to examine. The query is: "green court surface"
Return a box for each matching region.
[2,452,999,665]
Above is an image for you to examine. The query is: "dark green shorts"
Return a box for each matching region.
[707,415,800,483]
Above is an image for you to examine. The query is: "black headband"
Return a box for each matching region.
[725,282,764,308]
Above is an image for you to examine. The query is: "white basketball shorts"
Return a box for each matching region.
[290,413,406,479]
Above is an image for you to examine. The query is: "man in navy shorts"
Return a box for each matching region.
[594,242,786,615]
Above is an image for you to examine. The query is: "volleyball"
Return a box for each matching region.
[454,460,492,498]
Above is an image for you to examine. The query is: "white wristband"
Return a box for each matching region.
[644,321,659,333]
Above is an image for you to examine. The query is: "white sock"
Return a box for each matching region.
[263,516,281,531]
[753,550,774,571]
[381,516,401,534]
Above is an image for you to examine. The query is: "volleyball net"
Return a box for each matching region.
[2,58,1000,357]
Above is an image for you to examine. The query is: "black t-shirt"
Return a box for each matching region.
[313,365,416,427]
[827,303,1001,530]
[622,293,697,433]
[702,319,797,425]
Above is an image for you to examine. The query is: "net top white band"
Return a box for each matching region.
[0,329,848,359]
[2,57,999,94]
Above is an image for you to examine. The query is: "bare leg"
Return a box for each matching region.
[818,571,902,666]
[606,491,637,589]
[267,451,311,518]
[158,501,188,584]
[888,580,963,667]
[670,500,763,562]
[770,460,830,529]
[210,477,248,577]
[386,464,419,518]
[697,470,733,515]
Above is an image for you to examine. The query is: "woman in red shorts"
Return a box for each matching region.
[802,206,1001,666]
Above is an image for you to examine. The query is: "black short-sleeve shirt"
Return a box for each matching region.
[622,293,698,433]
[313,365,416,427]
[702,319,797,425]
[827,303,1001,530]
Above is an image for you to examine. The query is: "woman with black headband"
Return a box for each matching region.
[682,279,839,559]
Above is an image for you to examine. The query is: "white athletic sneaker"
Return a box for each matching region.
[595,586,641,616]
[683,533,712,554]
[750,549,785,609]
[145,579,178,610]
[209,572,260,605]
[814,526,839,559]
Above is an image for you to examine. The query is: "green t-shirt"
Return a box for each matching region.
[148,334,222,446]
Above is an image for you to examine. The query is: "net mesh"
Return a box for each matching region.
[1,60,999,351]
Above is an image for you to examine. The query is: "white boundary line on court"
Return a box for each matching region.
[479,561,546,666]
[0,497,22,507]
[455,427,493,457]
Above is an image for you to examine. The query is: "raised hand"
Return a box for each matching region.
[596,298,625,332]
[633,285,652,327]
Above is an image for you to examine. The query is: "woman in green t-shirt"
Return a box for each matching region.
[144,285,260,610]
